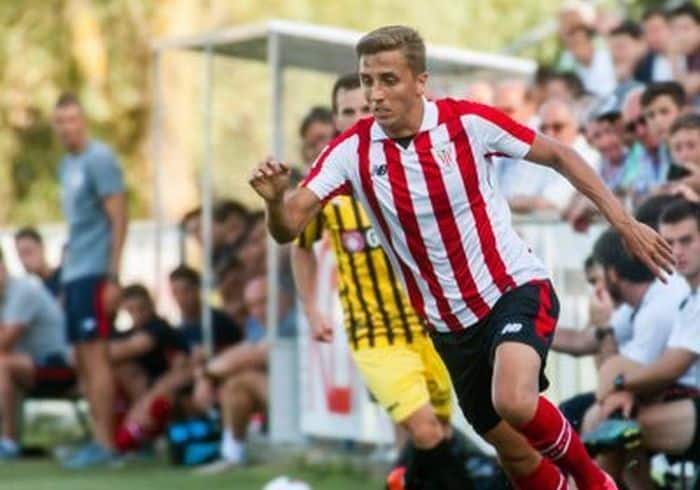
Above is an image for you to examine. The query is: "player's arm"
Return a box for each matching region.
[526,134,674,280]
[622,348,698,397]
[103,192,128,279]
[108,331,155,362]
[249,158,322,243]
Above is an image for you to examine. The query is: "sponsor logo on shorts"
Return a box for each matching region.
[501,322,523,335]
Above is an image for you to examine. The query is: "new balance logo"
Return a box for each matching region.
[501,323,523,335]
[436,148,455,168]
[373,164,388,176]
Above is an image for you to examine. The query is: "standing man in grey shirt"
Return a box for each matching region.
[0,248,69,459]
[53,93,128,468]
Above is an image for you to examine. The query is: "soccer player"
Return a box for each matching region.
[291,74,467,488]
[53,93,127,468]
[250,26,673,489]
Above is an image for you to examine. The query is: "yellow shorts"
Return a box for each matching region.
[350,334,453,423]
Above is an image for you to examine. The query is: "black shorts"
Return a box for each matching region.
[64,275,112,343]
[430,279,559,435]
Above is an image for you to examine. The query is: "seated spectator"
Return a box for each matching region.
[109,284,191,454]
[608,21,650,86]
[668,113,700,197]
[13,227,61,298]
[298,106,334,169]
[216,255,247,325]
[169,265,243,362]
[195,276,271,473]
[621,87,661,202]
[0,248,69,459]
[497,97,600,214]
[465,80,494,105]
[590,200,700,486]
[668,3,700,102]
[561,24,617,97]
[237,211,267,279]
[640,8,674,82]
[641,81,689,185]
[544,71,587,103]
[580,227,689,436]
[493,79,538,127]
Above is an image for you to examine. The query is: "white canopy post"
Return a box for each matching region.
[200,45,215,358]
[150,50,164,297]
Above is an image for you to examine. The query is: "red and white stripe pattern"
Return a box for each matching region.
[302,98,549,332]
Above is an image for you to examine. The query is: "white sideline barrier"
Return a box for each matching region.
[0,217,606,446]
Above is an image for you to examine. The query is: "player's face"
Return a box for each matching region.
[334,87,370,133]
[643,95,681,142]
[122,296,153,329]
[359,49,427,135]
[670,128,700,170]
[14,238,44,275]
[53,104,87,152]
[661,219,700,282]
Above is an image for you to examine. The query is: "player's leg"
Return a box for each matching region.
[490,280,612,489]
[0,352,34,456]
[62,277,118,468]
[431,318,567,490]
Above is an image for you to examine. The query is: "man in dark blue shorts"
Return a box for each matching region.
[54,93,128,468]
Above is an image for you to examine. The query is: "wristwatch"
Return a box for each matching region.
[613,373,626,392]
[594,326,614,342]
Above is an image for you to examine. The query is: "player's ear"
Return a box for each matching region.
[415,71,428,97]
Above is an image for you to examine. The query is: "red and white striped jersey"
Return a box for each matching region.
[302,97,549,333]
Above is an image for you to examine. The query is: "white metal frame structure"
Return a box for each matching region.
[150,19,536,443]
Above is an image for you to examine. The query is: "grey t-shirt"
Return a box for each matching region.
[59,140,124,283]
[1,277,68,359]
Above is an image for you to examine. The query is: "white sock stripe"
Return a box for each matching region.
[540,417,568,456]
[544,422,573,461]
[556,472,566,490]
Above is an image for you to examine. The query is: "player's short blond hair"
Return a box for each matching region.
[355,25,426,75]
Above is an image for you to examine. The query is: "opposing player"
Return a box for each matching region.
[250,26,673,489]
[291,74,469,489]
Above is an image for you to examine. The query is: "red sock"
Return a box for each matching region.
[513,457,568,490]
[115,422,144,453]
[519,397,605,489]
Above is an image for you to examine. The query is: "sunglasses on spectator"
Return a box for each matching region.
[624,116,646,133]
[540,122,567,134]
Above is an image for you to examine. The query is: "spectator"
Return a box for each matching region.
[216,255,247,325]
[591,200,700,485]
[110,284,191,455]
[544,72,586,103]
[196,275,271,473]
[169,265,242,362]
[465,80,494,105]
[608,21,650,85]
[237,211,267,280]
[669,113,700,197]
[13,227,61,298]
[580,227,689,435]
[493,80,538,127]
[640,81,688,184]
[497,98,600,215]
[298,106,334,168]
[668,2,700,101]
[212,199,249,266]
[562,25,617,97]
[586,101,633,193]
[641,8,674,82]
[0,248,69,459]
[53,92,127,468]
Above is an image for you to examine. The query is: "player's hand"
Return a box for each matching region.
[589,285,613,328]
[617,219,674,282]
[600,391,635,419]
[307,309,333,343]
[249,157,292,202]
